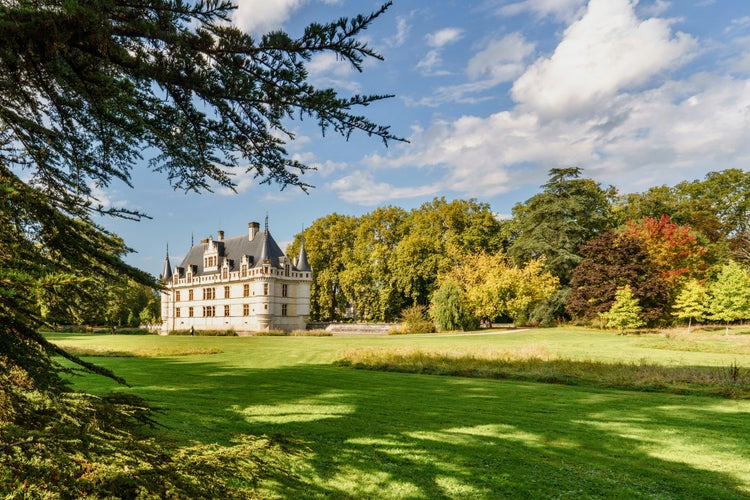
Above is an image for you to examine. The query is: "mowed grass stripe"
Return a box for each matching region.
[52,329,750,498]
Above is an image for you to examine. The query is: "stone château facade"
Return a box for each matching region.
[160,219,312,334]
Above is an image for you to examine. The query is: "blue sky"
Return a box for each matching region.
[101,0,750,277]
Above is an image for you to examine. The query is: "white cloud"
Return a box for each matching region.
[417,27,465,76]
[499,0,587,23]
[306,52,362,93]
[368,70,750,201]
[416,50,444,74]
[387,16,411,48]
[308,52,357,79]
[426,27,464,48]
[89,183,114,208]
[511,0,696,118]
[726,16,750,34]
[407,33,535,107]
[466,33,535,81]
[639,0,671,17]
[232,0,343,34]
[233,0,303,34]
[327,171,442,206]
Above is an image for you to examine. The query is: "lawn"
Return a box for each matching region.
[51,328,750,498]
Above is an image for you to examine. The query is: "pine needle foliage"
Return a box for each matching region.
[0,0,398,494]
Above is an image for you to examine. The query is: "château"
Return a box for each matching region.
[160,219,312,334]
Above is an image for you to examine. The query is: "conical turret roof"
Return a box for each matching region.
[161,245,173,282]
[296,241,311,272]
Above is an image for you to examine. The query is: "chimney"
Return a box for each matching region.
[218,230,224,241]
[248,221,260,241]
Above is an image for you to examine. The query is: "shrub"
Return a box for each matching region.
[429,280,477,332]
[398,305,436,334]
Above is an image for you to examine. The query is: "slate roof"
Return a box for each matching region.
[296,241,311,272]
[161,248,173,281]
[176,230,289,277]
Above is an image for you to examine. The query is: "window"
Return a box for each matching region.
[242,304,249,316]
[224,286,230,299]
[281,304,287,317]
[176,308,181,318]
[222,267,228,279]
[241,264,247,278]
[243,284,250,297]
[175,290,181,302]
[203,306,216,317]
[282,284,288,297]
[263,283,269,295]
[188,306,194,317]
[203,287,215,300]
[188,289,194,301]
[224,305,230,316]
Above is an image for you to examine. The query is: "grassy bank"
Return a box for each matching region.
[51,328,750,498]
[336,345,750,399]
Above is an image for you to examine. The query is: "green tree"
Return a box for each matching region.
[619,169,750,263]
[339,206,407,321]
[507,167,617,286]
[1,1,397,495]
[707,261,750,335]
[601,285,644,333]
[429,280,477,332]
[672,279,709,333]
[393,198,503,307]
[288,213,358,321]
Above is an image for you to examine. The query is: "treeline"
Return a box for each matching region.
[288,168,750,330]
[33,237,161,329]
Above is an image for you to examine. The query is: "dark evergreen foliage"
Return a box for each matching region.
[0,0,397,494]
[507,167,617,285]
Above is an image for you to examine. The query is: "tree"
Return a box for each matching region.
[339,206,407,321]
[507,167,617,285]
[672,279,709,333]
[624,215,708,287]
[620,169,750,263]
[707,261,750,335]
[288,213,358,321]
[601,285,644,334]
[566,231,669,325]
[442,251,559,325]
[1,1,398,495]
[429,280,477,332]
[392,198,503,307]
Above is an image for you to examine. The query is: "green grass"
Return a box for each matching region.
[336,346,750,399]
[50,328,750,498]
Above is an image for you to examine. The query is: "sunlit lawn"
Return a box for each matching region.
[52,328,750,498]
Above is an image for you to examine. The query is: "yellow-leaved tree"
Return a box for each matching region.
[440,251,559,326]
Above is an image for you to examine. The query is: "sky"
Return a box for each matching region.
[101,0,750,277]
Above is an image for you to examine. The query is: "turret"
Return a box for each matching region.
[296,241,311,272]
[161,244,173,282]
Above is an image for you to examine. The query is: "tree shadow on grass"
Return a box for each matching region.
[75,357,750,499]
